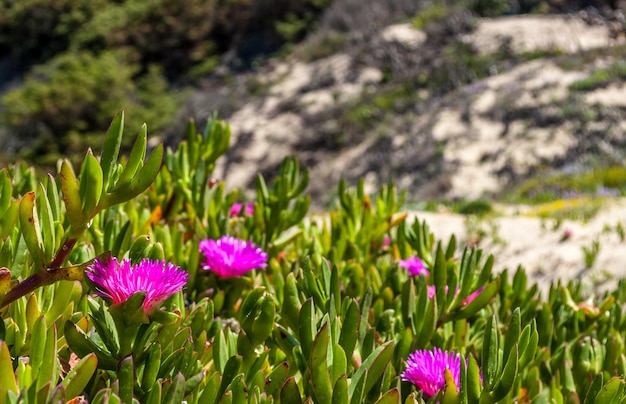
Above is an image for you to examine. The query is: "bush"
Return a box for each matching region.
[0,50,177,166]
[0,0,105,66]
[457,198,494,215]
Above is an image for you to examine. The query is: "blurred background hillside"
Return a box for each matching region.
[1,0,626,209]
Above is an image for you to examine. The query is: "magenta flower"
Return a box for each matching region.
[199,235,268,277]
[402,347,462,397]
[230,202,254,217]
[86,257,188,313]
[399,256,429,276]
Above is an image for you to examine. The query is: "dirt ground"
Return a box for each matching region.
[408,198,626,295]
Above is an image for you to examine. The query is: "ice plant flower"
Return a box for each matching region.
[86,257,188,313]
[402,347,462,397]
[230,202,254,217]
[399,256,429,276]
[200,235,268,277]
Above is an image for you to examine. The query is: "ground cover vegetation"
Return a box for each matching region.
[1,1,626,400]
[0,112,625,402]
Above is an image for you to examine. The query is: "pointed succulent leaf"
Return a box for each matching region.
[185,370,205,397]
[250,295,275,346]
[584,374,604,404]
[299,298,316,359]
[117,355,134,404]
[108,124,147,194]
[19,192,46,271]
[36,321,58,392]
[239,287,266,332]
[60,160,85,231]
[375,388,400,404]
[329,339,346,381]
[104,144,163,206]
[492,345,518,401]
[348,341,394,400]
[338,299,360,360]
[141,343,162,390]
[332,375,349,404]
[101,111,124,191]
[163,372,186,404]
[282,272,301,331]
[79,151,104,217]
[442,368,460,404]
[503,308,521,358]
[29,315,47,378]
[64,320,118,370]
[310,322,332,404]
[63,353,98,400]
[595,377,625,403]
[482,316,499,390]
[0,341,17,396]
[218,355,242,401]
[0,199,19,240]
[280,377,303,404]
[466,354,482,403]
[266,362,289,398]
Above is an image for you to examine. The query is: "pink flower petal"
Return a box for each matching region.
[86,257,188,313]
[199,235,268,277]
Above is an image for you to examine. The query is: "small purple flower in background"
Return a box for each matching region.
[427,285,450,299]
[199,235,268,277]
[402,347,462,397]
[230,202,254,217]
[560,228,573,242]
[399,256,429,276]
[86,258,188,313]
[372,236,392,252]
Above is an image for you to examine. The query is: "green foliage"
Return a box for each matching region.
[1,51,177,166]
[411,1,451,29]
[508,165,626,204]
[71,0,219,79]
[456,199,493,216]
[569,61,626,92]
[471,0,511,17]
[3,112,626,402]
[0,0,106,65]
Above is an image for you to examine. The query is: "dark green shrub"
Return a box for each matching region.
[1,50,176,165]
[457,199,494,215]
[0,0,105,66]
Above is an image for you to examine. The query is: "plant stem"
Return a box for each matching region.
[0,249,102,308]
[1,270,50,308]
[49,237,78,269]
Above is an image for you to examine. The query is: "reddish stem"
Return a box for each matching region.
[0,237,78,308]
[1,270,50,308]
[49,237,78,269]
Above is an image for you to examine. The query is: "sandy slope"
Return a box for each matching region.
[409,198,626,294]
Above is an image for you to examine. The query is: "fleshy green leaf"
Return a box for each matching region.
[101,111,124,191]
[0,341,17,396]
[79,151,104,217]
[62,353,98,400]
[19,192,46,271]
[310,322,332,404]
[280,377,303,404]
[60,160,85,232]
